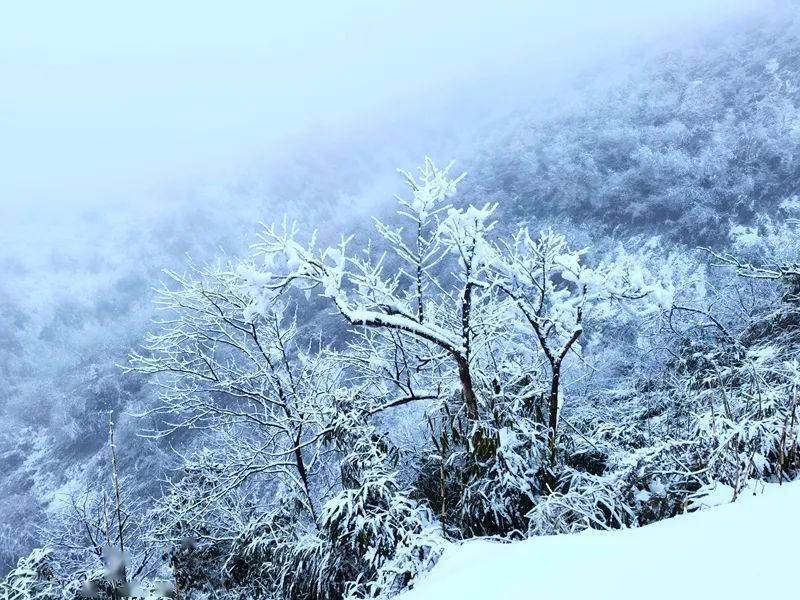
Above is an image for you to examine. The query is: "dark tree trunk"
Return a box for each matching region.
[548,362,562,465]
[293,429,318,523]
[458,267,478,421]
[457,354,479,421]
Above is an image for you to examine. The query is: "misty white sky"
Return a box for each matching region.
[1,0,763,220]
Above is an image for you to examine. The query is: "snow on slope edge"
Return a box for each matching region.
[402,481,800,600]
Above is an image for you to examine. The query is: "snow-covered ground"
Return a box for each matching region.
[403,482,799,599]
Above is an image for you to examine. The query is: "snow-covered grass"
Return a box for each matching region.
[403,481,799,599]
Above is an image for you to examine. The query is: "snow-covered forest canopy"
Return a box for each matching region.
[2,1,800,598]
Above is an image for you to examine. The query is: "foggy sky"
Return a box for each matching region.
[1,0,764,222]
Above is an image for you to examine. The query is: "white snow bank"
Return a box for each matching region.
[403,482,799,600]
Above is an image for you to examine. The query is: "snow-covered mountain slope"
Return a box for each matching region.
[403,482,799,600]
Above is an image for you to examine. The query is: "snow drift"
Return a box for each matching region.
[403,482,800,599]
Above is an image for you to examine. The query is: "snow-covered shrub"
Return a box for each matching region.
[147,459,230,596]
[529,436,716,535]
[0,548,59,600]
[527,469,636,535]
[454,421,546,538]
[280,421,441,600]
[39,477,155,596]
[414,381,549,538]
[675,336,800,491]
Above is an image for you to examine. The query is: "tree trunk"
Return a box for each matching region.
[456,354,479,421]
[109,421,127,598]
[458,267,478,421]
[548,362,561,465]
[293,430,318,524]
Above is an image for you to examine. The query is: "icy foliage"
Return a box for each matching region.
[0,548,58,600]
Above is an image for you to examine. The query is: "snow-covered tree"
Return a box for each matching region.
[254,159,505,424]
[129,264,340,524]
[493,229,662,467]
[251,161,555,534]
[251,159,668,536]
